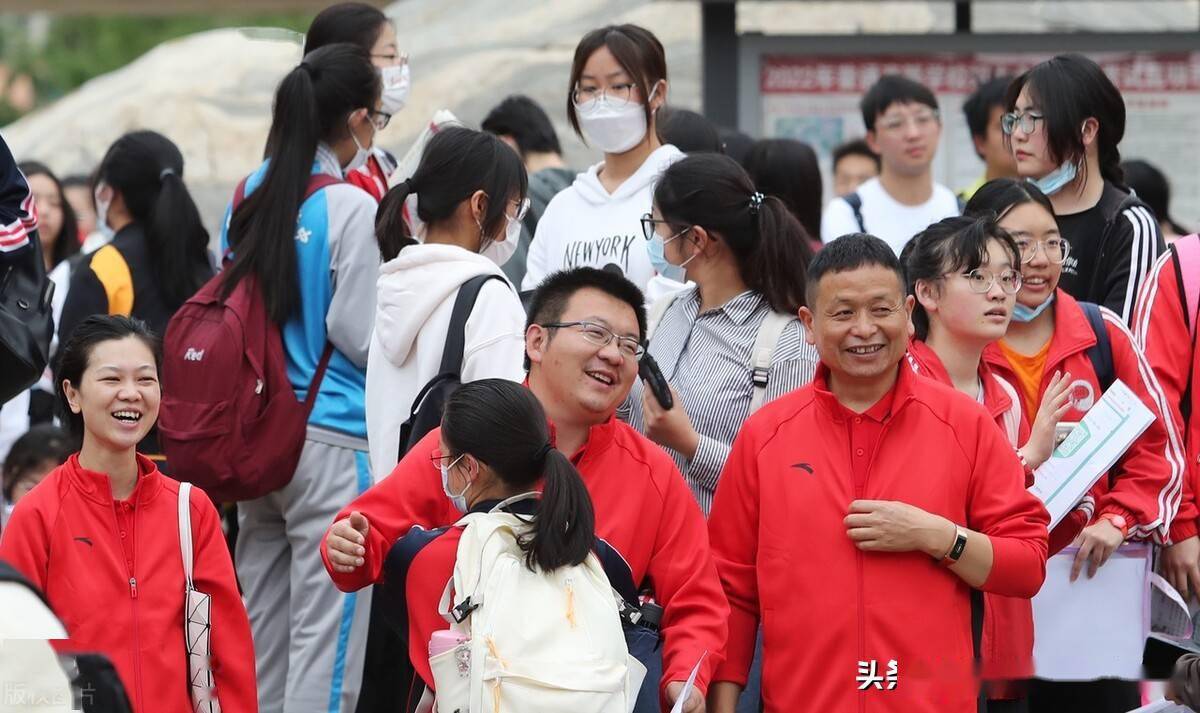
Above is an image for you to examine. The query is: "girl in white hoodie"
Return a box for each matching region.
[521,24,683,298]
[367,126,529,480]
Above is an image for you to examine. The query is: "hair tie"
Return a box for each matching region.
[159,167,176,181]
[402,177,419,194]
[748,191,765,215]
[535,442,554,464]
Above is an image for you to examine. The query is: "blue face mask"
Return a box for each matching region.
[1029,160,1078,196]
[1011,293,1055,323]
[646,229,694,283]
[440,454,471,514]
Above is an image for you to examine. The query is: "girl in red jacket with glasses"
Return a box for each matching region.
[0,315,257,713]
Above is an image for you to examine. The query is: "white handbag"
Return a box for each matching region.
[178,482,221,713]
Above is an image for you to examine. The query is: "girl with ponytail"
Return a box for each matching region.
[1004,54,1163,322]
[59,130,213,344]
[219,42,384,713]
[622,152,819,515]
[387,379,597,691]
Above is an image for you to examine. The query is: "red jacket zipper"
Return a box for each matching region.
[110,501,144,712]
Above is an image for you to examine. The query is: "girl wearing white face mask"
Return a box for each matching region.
[300,2,408,202]
[218,43,385,713]
[521,24,684,300]
[366,126,529,482]
[1003,54,1163,324]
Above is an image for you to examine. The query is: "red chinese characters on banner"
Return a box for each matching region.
[761,53,1200,95]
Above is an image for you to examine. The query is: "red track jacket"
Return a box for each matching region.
[983,290,1186,546]
[1133,241,1200,542]
[321,417,729,696]
[0,454,257,713]
[906,340,1035,685]
[708,364,1049,713]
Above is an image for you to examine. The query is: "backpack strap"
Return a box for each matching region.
[645,291,681,341]
[1170,235,1200,339]
[844,192,866,233]
[230,172,342,213]
[89,244,134,317]
[437,274,507,376]
[302,342,335,414]
[1080,301,1115,392]
[749,311,792,412]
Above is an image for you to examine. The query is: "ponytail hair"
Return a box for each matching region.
[223,43,380,323]
[375,126,527,261]
[653,152,812,314]
[94,131,211,310]
[742,138,822,241]
[441,379,595,572]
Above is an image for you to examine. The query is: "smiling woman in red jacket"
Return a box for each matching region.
[0,315,257,713]
[902,215,1072,709]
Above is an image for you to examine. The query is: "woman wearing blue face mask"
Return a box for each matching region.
[1004,54,1163,325]
[622,153,817,516]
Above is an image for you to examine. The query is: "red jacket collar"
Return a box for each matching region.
[906,340,1014,421]
[546,413,617,464]
[983,289,1098,374]
[811,361,916,423]
[65,452,162,506]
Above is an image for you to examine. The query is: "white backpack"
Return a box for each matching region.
[429,498,646,713]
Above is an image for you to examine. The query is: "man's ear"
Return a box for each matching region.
[525,323,548,366]
[798,306,817,346]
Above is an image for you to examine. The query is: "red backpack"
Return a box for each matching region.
[158,174,340,502]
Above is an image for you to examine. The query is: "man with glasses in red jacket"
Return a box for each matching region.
[708,233,1050,713]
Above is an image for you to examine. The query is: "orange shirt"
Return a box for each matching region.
[997,338,1052,416]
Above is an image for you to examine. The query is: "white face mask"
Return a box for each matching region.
[379,63,411,114]
[440,454,471,514]
[576,86,657,155]
[344,114,374,173]
[94,184,115,241]
[479,214,521,267]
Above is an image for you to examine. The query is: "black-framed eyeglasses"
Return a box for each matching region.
[948,268,1024,295]
[540,320,645,360]
[1001,110,1044,136]
[367,109,392,131]
[640,213,690,243]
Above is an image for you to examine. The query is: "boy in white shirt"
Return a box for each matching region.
[821,75,959,254]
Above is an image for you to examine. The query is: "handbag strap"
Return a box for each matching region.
[178,482,194,590]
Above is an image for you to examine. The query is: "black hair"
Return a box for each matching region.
[742,138,822,241]
[568,24,667,142]
[659,108,722,154]
[442,379,595,572]
[223,44,380,323]
[719,128,755,167]
[962,76,1013,145]
[832,138,881,173]
[806,233,904,308]
[1123,159,1190,236]
[860,75,938,132]
[19,160,81,268]
[54,315,160,439]
[375,126,528,261]
[2,424,76,501]
[481,95,563,157]
[304,2,390,55]
[963,177,1056,224]
[903,215,1021,340]
[655,153,811,313]
[94,131,211,311]
[1005,54,1127,190]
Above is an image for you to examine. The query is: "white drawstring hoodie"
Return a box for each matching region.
[365,243,527,480]
[521,144,684,294]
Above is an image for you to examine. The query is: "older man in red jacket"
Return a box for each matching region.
[322,267,727,712]
[708,233,1050,713]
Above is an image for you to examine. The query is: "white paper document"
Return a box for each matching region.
[1030,379,1155,529]
[1033,543,1150,680]
[1151,573,1195,639]
[669,652,708,713]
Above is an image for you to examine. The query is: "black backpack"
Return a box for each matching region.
[395,273,506,460]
